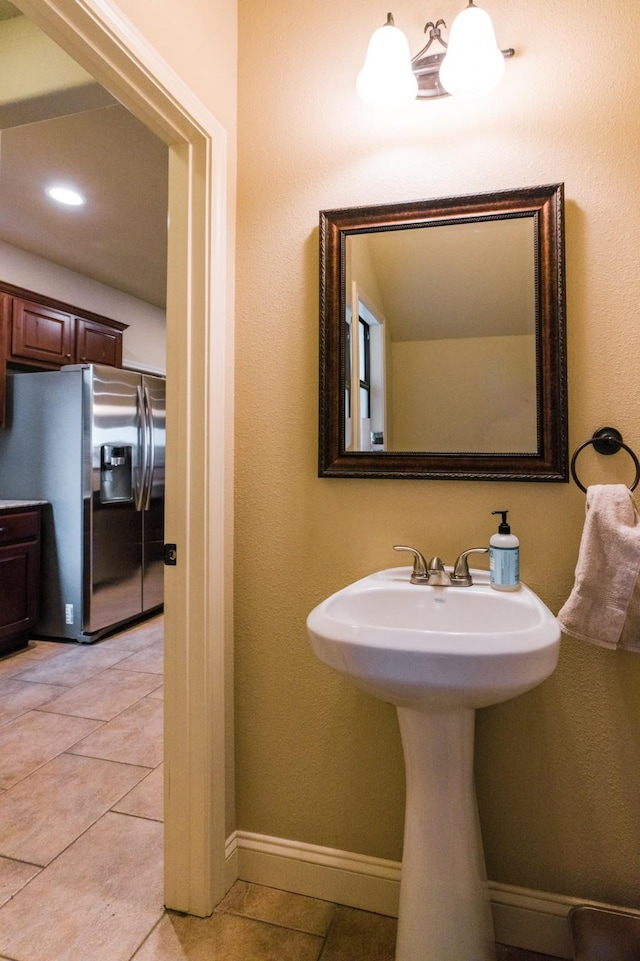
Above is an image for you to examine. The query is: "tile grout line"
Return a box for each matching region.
[32,684,163,725]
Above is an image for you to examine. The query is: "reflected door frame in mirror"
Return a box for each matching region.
[318,184,568,480]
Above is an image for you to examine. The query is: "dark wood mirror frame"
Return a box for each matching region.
[318,184,568,481]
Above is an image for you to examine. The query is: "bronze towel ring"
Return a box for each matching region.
[570,427,640,493]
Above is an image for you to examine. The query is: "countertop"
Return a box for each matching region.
[0,500,47,509]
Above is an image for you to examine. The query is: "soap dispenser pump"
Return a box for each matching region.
[490,510,520,591]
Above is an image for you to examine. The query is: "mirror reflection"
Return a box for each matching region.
[319,185,568,481]
[346,217,537,454]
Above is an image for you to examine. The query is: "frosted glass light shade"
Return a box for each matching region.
[357,20,418,110]
[439,2,505,98]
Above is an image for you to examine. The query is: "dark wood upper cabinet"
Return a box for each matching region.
[10,298,75,368]
[0,282,129,428]
[75,316,123,367]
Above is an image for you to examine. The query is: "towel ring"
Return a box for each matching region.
[570,427,640,493]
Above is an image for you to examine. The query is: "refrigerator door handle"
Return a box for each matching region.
[134,384,148,512]
[142,384,155,511]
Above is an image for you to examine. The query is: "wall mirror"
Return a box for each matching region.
[318,184,567,480]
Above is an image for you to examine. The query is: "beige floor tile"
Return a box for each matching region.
[43,668,163,721]
[68,696,163,768]
[148,683,164,699]
[0,812,164,961]
[0,711,102,790]
[319,905,397,961]
[115,642,164,675]
[112,763,163,821]
[133,910,323,961]
[12,646,133,687]
[0,640,68,684]
[20,640,72,662]
[0,638,66,675]
[0,753,151,865]
[0,655,30,680]
[0,677,69,727]
[99,617,164,653]
[0,858,40,908]
[217,880,335,936]
[0,643,63,676]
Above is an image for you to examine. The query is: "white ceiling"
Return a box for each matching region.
[0,105,168,307]
[0,6,169,309]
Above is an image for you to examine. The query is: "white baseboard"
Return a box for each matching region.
[225,830,640,959]
[228,830,401,917]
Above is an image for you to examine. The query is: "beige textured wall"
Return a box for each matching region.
[236,0,640,904]
[112,0,237,136]
[390,335,537,452]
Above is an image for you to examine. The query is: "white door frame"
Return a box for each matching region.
[13,0,233,916]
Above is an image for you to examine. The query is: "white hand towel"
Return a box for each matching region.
[557,484,640,650]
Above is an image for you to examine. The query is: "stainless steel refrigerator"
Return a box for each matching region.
[0,364,165,641]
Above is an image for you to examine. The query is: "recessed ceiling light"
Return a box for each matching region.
[45,185,86,207]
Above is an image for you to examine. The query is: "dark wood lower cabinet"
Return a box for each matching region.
[0,506,42,655]
[0,294,8,428]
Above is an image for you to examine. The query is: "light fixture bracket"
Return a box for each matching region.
[410,18,449,99]
[411,18,514,99]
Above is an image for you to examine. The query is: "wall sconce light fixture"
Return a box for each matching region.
[356,1,514,110]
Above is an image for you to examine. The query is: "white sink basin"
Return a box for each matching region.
[307,566,560,712]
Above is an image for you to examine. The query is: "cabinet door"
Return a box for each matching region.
[10,298,74,368]
[0,541,39,640]
[75,318,123,367]
[0,510,41,648]
[0,294,8,428]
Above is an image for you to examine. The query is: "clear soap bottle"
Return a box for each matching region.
[489,510,520,591]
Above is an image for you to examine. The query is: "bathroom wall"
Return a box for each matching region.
[113,0,237,139]
[236,0,640,908]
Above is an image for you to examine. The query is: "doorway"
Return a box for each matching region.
[10,0,233,916]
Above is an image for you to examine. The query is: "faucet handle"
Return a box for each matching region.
[393,545,428,583]
[451,547,489,587]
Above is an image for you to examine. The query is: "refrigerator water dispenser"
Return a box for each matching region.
[100,444,133,503]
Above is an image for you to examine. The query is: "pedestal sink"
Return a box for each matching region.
[307,566,560,961]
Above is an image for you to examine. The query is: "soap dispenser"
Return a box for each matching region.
[489,510,520,591]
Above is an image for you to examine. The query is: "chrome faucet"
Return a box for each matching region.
[393,545,489,587]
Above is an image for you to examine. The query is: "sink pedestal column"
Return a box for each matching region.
[395,706,496,961]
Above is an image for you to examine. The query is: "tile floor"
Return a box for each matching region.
[0,615,563,961]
